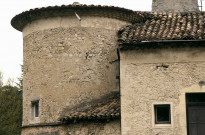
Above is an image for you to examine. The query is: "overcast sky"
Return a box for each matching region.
[0,0,204,84]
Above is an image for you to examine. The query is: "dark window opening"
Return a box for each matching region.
[154,104,171,124]
[32,101,39,118]
[186,93,205,103]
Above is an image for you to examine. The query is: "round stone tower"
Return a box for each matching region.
[11,3,138,134]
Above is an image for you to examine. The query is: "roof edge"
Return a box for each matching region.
[11,4,141,32]
[59,91,120,123]
[119,40,205,50]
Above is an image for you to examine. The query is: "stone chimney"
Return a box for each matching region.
[152,0,199,12]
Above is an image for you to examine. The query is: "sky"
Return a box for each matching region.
[0,0,204,84]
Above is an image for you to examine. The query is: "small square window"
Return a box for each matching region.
[32,101,39,118]
[154,104,171,124]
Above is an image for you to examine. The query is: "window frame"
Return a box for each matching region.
[31,100,39,119]
[154,104,171,124]
[152,102,173,128]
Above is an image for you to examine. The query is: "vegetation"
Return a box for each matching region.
[0,71,22,135]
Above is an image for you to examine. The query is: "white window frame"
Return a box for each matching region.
[152,102,173,128]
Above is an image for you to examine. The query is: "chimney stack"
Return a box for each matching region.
[152,0,199,12]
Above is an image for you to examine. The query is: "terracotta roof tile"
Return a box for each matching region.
[59,92,120,123]
[118,12,205,45]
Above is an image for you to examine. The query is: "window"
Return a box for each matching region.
[32,101,39,118]
[154,104,171,124]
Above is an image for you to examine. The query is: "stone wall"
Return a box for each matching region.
[152,0,199,12]
[22,126,63,135]
[65,120,120,135]
[22,120,120,135]
[120,47,205,135]
[22,16,129,127]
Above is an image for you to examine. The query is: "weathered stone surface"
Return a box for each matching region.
[21,14,129,134]
[152,0,199,12]
[23,26,119,125]
[22,120,120,135]
[22,126,63,135]
[120,47,205,135]
[65,120,120,135]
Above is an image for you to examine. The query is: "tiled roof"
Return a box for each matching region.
[59,92,120,123]
[118,12,205,45]
[11,3,142,31]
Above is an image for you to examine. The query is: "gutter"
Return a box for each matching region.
[141,39,205,43]
[119,39,205,50]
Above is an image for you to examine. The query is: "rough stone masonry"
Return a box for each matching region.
[152,0,199,12]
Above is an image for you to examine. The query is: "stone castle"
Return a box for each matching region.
[11,0,205,135]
